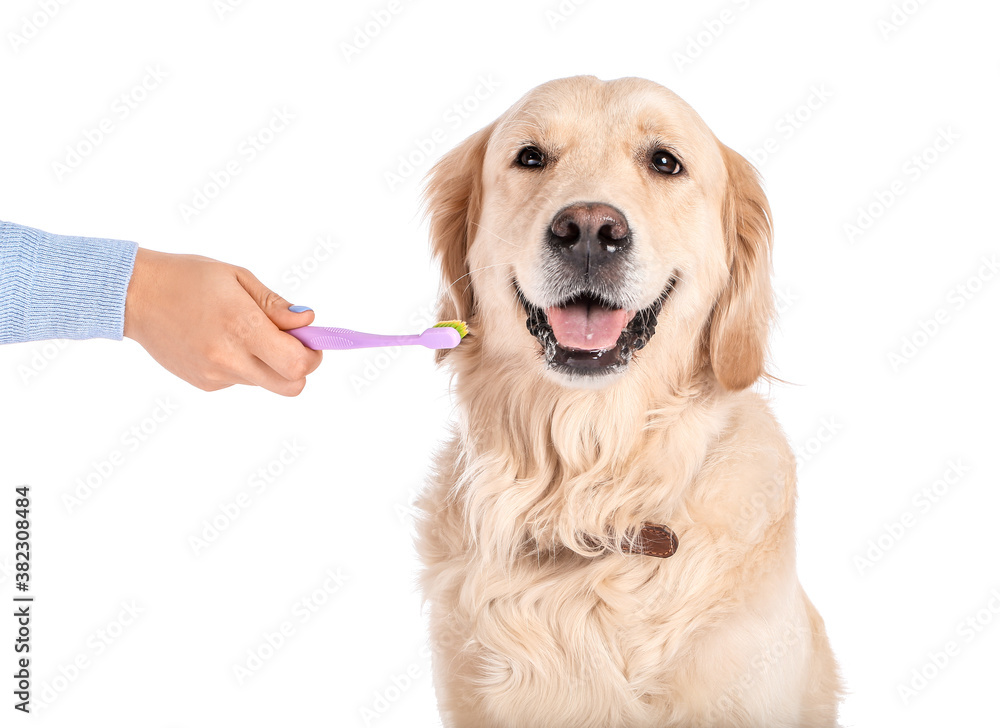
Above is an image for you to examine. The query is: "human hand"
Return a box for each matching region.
[123,248,322,396]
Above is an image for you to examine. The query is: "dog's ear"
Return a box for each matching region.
[709,144,774,390]
[422,122,496,333]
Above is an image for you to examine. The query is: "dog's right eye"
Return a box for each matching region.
[651,149,683,175]
[516,146,545,168]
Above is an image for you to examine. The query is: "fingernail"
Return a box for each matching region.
[288,305,313,313]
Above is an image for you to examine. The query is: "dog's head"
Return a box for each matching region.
[424,76,772,392]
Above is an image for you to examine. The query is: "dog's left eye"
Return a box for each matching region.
[651,149,683,175]
[516,146,545,168]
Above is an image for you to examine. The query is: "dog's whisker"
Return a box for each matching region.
[463,273,522,301]
[473,222,525,250]
[446,261,516,294]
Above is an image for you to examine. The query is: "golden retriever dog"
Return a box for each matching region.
[415,75,842,728]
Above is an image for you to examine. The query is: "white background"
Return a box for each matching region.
[1,0,998,725]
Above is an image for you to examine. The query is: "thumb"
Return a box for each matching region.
[235,268,316,330]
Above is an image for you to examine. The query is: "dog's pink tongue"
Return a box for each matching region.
[546,302,629,350]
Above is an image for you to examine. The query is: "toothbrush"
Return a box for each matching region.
[287,320,468,351]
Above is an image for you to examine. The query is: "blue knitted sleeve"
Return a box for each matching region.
[0,220,138,344]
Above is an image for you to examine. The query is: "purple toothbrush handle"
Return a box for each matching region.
[286,326,460,351]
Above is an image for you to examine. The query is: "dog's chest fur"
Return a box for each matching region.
[416,389,805,727]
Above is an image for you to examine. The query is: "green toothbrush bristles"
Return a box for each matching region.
[433,320,469,338]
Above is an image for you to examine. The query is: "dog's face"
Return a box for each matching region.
[426,76,773,391]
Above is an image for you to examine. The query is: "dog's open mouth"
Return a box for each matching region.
[516,279,675,377]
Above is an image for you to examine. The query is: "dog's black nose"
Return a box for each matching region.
[548,202,631,274]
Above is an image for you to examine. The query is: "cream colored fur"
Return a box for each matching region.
[415,76,842,728]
